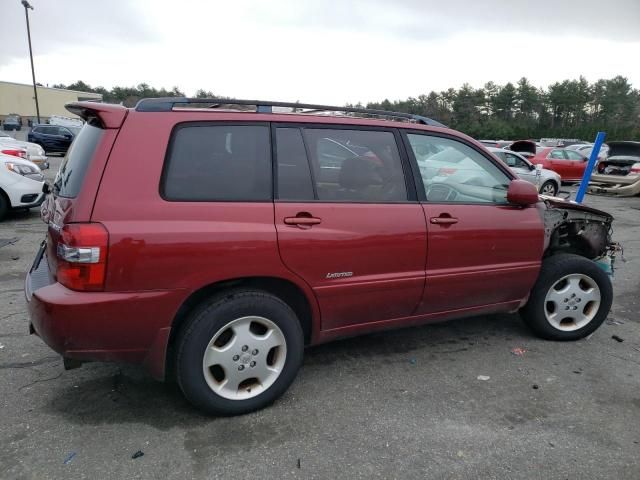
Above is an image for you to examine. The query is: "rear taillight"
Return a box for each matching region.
[631,163,640,175]
[1,148,27,159]
[56,223,109,291]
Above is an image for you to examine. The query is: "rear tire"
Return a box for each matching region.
[176,290,304,415]
[521,254,612,340]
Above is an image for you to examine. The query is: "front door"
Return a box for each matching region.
[273,126,427,331]
[404,133,544,314]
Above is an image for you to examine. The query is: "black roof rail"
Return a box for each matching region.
[134,97,447,127]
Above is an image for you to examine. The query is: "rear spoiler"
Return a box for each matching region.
[65,102,128,129]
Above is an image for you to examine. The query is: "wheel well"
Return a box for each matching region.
[165,277,314,378]
[0,187,10,207]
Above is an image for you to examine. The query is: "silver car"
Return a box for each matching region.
[488,147,560,196]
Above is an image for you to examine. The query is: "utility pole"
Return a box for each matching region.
[21,0,41,124]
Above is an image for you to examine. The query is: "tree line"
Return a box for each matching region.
[54,76,639,141]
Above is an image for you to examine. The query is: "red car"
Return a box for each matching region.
[529,146,589,182]
[26,99,615,415]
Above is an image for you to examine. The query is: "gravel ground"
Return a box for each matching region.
[1,155,639,479]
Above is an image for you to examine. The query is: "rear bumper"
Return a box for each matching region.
[25,252,186,380]
[588,178,640,196]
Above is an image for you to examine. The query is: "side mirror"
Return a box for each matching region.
[507,179,539,206]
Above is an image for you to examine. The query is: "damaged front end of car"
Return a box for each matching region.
[539,197,622,275]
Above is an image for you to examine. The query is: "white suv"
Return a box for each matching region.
[0,152,45,221]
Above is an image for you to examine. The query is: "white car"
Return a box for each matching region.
[0,152,45,220]
[488,147,561,196]
[0,131,49,169]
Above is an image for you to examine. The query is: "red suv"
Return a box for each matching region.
[26,98,616,415]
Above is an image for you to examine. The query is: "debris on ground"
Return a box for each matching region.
[11,255,20,260]
[0,237,19,249]
[511,347,527,357]
[477,375,490,381]
[573,370,582,374]
[297,458,301,469]
[0,343,4,349]
[409,358,416,365]
[606,318,625,325]
[612,335,624,343]
[63,452,76,465]
[532,384,539,390]
[132,450,144,459]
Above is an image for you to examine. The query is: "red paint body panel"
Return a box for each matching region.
[274,202,427,330]
[419,204,544,313]
[25,105,551,381]
[27,281,185,370]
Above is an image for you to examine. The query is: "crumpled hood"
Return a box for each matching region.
[544,197,613,221]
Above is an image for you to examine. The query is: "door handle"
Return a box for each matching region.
[284,216,321,226]
[430,215,458,225]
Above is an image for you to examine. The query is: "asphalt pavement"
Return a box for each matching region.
[1,155,639,479]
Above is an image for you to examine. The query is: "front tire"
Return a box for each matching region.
[176,290,304,415]
[539,180,558,196]
[521,254,612,340]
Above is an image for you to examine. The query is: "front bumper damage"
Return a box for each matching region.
[539,196,621,274]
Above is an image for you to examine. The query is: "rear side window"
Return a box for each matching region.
[302,129,408,202]
[276,128,315,200]
[52,124,103,198]
[162,124,271,201]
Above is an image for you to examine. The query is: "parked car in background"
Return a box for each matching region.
[26,98,616,416]
[48,115,84,129]
[487,147,560,195]
[28,124,79,154]
[514,143,589,182]
[0,131,49,169]
[0,152,45,220]
[588,141,640,196]
[2,115,22,131]
[479,140,512,149]
[566,143,609,161]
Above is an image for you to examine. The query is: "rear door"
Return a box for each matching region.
[404,132,543,314]
[274,125,427,331]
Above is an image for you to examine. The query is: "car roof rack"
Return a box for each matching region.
[134,97,447,128]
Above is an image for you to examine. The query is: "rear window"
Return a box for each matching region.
[52,124,103,198]
[162,124,271,201]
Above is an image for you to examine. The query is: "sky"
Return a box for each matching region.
[1,0,639,105]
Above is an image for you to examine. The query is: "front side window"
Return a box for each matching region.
[549,149,565,159]
[407,134,511,204]
[302,129,407,202]
[162,124,271,201]
[506,153,529,169]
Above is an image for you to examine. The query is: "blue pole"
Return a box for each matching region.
[575,131,606,203]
